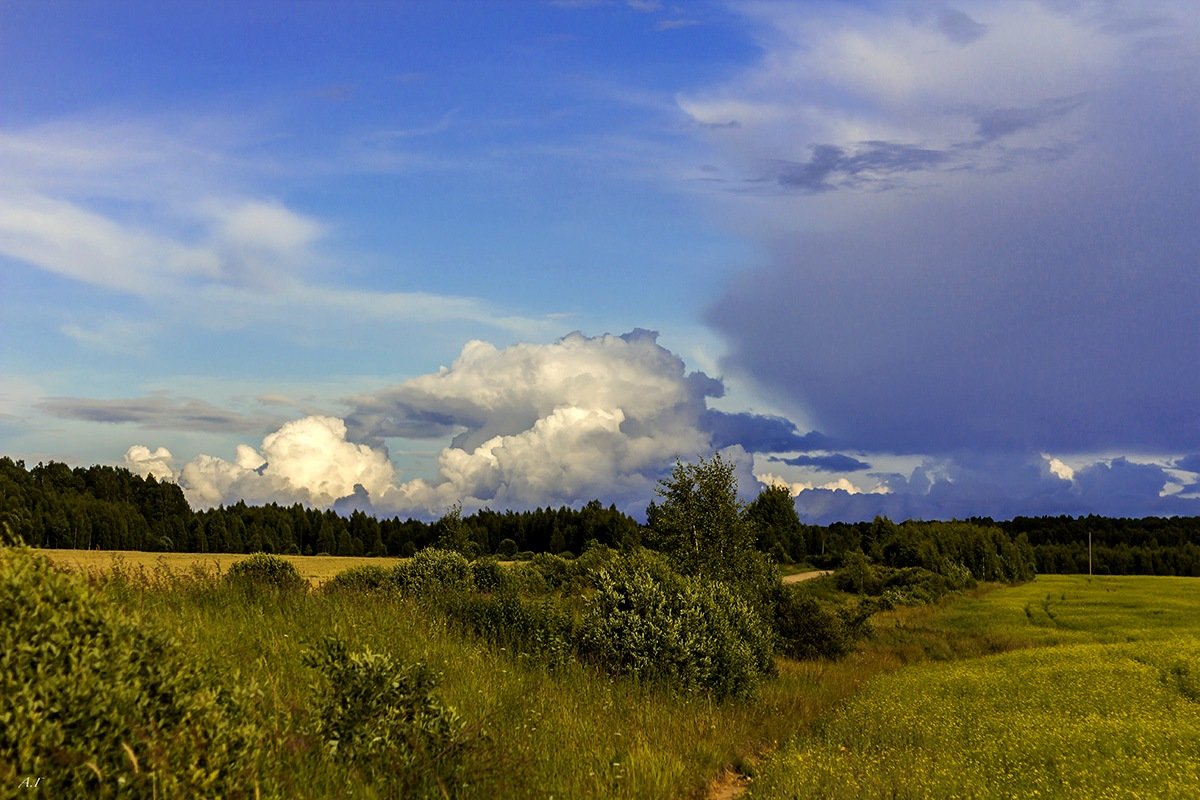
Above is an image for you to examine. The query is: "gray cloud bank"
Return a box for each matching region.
[792,454,1200,526]
[703,1,1200,458]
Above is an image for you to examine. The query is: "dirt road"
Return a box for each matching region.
[781,569,832,584]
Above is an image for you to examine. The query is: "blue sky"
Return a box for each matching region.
[3,1,1199,522]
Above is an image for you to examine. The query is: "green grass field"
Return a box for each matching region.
[749,575,1200,799]
[17,550,1200,798]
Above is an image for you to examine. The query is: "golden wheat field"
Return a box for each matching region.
[36,548,407,587]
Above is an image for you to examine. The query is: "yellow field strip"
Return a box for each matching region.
[36,548,406,587]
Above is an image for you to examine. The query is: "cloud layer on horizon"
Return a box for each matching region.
[125,331,790,517]
[117,330,1200,524]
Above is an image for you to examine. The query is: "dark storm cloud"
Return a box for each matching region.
[710,60,1200,457]
[935,8,989,45]
[699,409,827,452]
[774,141,950,193]
[37,394,269,433]
[790,454,1196,525]
[771,453,871,472]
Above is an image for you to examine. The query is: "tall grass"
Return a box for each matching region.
[27,547,1192,798]
[63,551,938,798]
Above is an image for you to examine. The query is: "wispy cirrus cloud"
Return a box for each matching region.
[38,393,273,434]
[0,117,553,341]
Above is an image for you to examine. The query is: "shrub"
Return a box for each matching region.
[225,552,307,593]
[578,549,775,699]
[321,564,393,595]
[529,552,577,591]
[304,637,469,795]
[835,550,883,595]
[468,557,510,594]
[496,538,519,559]
[774,585,872,660]
[502,562,551,595]
[393,548,474,598]
[0,545,258,797]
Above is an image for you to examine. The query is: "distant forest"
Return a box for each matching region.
[2,456,1199,576]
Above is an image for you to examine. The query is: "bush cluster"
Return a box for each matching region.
[394,548,475,597]
[319,563,393,594]
[225,552,307,594]
[835,550,977,607]
[0,545,258,797]
[578,550,776,699]
[304,637,469,796]
[774,585,872,660]
[442,590,578,670]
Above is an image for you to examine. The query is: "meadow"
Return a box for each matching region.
[749,575,1200,799]
[10,545,1200,799]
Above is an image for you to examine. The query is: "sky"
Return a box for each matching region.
[2,0,1198,524]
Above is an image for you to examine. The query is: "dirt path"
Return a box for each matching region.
[705,569,831,800]
[706,768,752,800]
[781,569,831,584]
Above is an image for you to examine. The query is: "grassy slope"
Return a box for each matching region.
[79,556,922,799]
[749,575,1200,799]
[52,553,1200,798]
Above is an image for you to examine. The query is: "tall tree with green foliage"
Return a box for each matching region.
[646,454,762,586]
[746,484,806,563]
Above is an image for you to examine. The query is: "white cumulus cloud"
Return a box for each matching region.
[139,331,795,516]
[350,330,721,515]
[161,416,397,509]
[123,445,176,482]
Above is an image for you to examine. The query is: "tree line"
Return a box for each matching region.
[2,456,1198,575]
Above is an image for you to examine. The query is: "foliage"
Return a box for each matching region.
[773,585,872,660]
[303,637,470,795]
[468,556,510,594]
[578,549,775,699]
[435,502,476,557]
[441,590,579,670]
[225,552,307,593]
[394,548,475,597]
[320,564,393,595]
[745,484,807,563]
[0,544,258,797]
[834,549,881,595]
[645,454,758,585]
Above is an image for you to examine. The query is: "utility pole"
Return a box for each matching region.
[1088,529,1093,576]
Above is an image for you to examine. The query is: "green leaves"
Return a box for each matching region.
[0,545,258,798]
[225,552,307,593]
[647,454,756,582]
[304,637,470,795]
[579,550,776,699]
